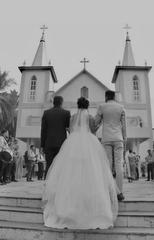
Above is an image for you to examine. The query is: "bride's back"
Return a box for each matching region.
[70,110,90,133]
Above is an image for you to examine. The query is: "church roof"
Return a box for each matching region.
[32,31,48,66]
[112,66,152,83]
[55,69,109,95]
[19,28,58,83]
[112,32,152,83]
[122,32,135,66]
[18,66,58,83]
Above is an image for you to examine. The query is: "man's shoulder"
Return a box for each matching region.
[109,101,125,111]
[43,108,53,115]
[108,100,124,107]
[43,108,70,115]
[62,108,70,115]
[116,102,125,109]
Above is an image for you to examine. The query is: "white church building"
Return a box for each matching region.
[16,29,153,159]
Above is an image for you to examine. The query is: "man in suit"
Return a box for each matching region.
[41,96,71,178]
[95,90,127,201]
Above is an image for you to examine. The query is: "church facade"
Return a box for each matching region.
[16,30,153,158]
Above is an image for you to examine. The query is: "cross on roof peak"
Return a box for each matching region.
[40,24,48,33]
[40,25,48,39]
[123,24,132,39]
[80,57,89,70]
[123,24,131,32]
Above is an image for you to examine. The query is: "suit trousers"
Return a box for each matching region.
[147,162,154,181]
[104,141,124,193]
[10,160,16,181]
[26,160,35,181]
[38,162,44,180]
[44,147,60,179]
[0,160,7,180]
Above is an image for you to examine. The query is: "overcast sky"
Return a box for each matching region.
[0,0,154,124]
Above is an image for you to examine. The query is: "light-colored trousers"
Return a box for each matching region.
[103,141,124,193]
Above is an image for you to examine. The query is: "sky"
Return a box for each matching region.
[0,0,154,123]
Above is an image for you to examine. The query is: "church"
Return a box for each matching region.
[16,27,153,159]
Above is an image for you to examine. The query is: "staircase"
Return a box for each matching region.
[0,196,154,239]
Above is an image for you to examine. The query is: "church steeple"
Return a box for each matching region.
[32,25,48,66]
[122,32,135,66]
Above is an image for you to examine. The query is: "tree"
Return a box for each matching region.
[0,70,17,134]
[4,90,19,108]
[0,70,16,92]
[5,90,19,136]
[1,90,19,136]
[0,95,13,130]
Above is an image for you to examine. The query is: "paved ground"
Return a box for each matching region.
[0,178,154,200]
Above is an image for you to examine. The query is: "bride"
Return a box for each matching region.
[43,97,118,229]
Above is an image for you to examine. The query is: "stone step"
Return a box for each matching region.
[1,205,154,228]
[1,221,154,240]
[0,196,154,212]
[116,211,154,228]
[0,196,42,209]
[119,200,154,212]
[0,206,43,224]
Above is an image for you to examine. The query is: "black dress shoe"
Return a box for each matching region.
[5,179,11,184]
[117,193,125,201]
[0,181,5,185]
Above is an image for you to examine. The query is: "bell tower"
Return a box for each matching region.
[112,31,153,153]
[16,26,57,146]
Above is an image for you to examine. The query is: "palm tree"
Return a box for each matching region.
[0,95,13,130]
[4,90,19,136]
[0,70,15,92]
[0,70,16,133]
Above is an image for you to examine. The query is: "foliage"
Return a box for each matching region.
[1,90,19,136]
[2,90,19,109]
[0,70,17,136]
[0,95,13,129]
[0,70,16,92]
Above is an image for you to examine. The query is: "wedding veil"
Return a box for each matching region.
[70,109,90,133]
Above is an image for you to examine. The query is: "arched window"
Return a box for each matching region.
[81,86,89,98]
[30,75,37,101]
[133,75,140,101]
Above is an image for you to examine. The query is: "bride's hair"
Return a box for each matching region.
[77,97,89,109]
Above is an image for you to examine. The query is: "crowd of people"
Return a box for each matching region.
[0,129,21,184]
[24,145,45,182]
[0,132,153,186]
[124,150,140,182]
[124,148,154,182]
[0,129,45,185]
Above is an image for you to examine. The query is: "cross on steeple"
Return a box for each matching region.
[40,24,48,37]
[80,57,89,70]
[123,24,131,38]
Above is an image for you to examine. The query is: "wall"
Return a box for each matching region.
[56,73,106,103]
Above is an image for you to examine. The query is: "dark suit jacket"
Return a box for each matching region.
[41,107,70,152]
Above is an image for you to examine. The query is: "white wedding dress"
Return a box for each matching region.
[43,110,118,229]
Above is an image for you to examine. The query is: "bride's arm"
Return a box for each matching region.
[68,114,76,133]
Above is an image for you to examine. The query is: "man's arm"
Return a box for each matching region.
[95,105,103,131]
[0,136,4,152]
[121,109,127,142]
[89,115,96,134]
[40,111,47,150]
[66,111,71,129]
